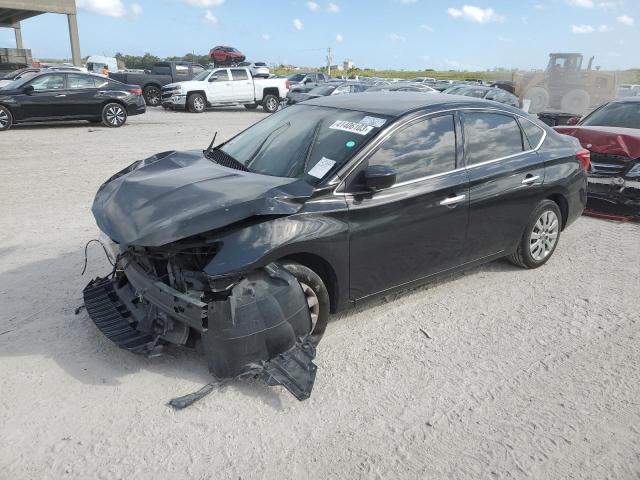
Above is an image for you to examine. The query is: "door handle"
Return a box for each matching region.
[440,194,466,206]
[521,175,540,185]
[56,94,66,97]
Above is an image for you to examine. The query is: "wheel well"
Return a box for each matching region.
[262,87,279,98]
[101,99,126,112]
[279,253,339,313]
[547,193,568,229]
[142,83,161,91]
[187,90,206,99]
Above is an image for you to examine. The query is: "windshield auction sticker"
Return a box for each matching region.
[360,116,387,128]
[307,157,336,178]
[329,120,374,136]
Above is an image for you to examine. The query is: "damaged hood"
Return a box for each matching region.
[554,126,640,159]
[93,150,314,246]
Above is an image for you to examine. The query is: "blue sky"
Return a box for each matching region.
[2,0,639,70]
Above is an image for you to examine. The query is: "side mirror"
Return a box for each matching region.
[208,75,218,82]
[363,165,397,190]
[566,116,581,126]
[22,85,34,95]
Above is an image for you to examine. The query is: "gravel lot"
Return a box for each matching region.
[1,108,639,480]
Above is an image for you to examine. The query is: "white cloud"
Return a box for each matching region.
[262,33,271,40]
[419,24,434,32]
[571,24,594,33]
[336,33,343,42]
[597,24,610,32]
[616,14,634,26]
[182,0,224,6]
[447,5,505,23]
[598,1,617,11]
[77,0,126,17]
[129,2,142,16]
[567,0,594,7]
[293,18,304,30]
[534,3,546,10]
[307,1,320,11]
[204,10,218,25]
[388,33,406,42]
[327,2,340,13]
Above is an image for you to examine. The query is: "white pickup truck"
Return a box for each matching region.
[161,67,289,113]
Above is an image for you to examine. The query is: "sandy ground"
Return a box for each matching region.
[1,108,639,480]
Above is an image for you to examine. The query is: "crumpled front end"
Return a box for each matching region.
[587,152,640,218]
[83,241,317,401]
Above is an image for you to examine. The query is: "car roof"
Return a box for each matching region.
[302,91,521,117]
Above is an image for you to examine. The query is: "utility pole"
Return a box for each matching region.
[326,47,333,77]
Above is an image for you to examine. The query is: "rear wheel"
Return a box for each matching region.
[507,199,562,269]
[101,103,127,127]
[143,85,161,106]
[262,94,279,113]
[280,261,330,344]
[0,105,13,131]
[187,93,206,113]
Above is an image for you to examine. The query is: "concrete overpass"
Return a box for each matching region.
[0,0,81,65]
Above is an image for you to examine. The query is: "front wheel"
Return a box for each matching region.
[507,199,562,269]
[101,103,127,127]
[280,261,330,344]
[187,93,206,113]
[0,105,14,131]
[262,94,279,113]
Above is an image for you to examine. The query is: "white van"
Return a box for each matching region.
[86,55,119,74]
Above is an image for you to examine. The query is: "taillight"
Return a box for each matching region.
[130,88,142,95]
[576,148,590,170]
[285,79,290,90]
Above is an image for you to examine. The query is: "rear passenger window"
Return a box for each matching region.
[519,117,545,149]
[67,74,96,89]
[463,112,524,165]
[368,114,457,183]
[231,69,248,81]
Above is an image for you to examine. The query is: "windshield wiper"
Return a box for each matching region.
[302,120,323,174]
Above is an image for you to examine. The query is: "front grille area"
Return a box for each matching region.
[589,152,629,176]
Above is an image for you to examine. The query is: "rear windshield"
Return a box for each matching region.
[219,105,388,185]
[580,102,640,129]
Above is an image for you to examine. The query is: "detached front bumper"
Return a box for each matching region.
[84,260,318,400]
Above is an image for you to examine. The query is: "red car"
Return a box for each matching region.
[555,97,640,217]
[209,46,246,67]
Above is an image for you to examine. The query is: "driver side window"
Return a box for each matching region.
[368,114,457,184]
[29,74,65,91]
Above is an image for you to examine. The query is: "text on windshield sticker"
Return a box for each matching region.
[329,120,375,136]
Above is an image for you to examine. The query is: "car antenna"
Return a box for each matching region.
[204,131,218,157]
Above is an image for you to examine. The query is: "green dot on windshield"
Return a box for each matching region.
[345,141,356,148]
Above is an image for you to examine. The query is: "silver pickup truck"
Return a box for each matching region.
[161,67,289,113]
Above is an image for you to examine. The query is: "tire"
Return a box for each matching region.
[523,86,549,114]
[507,199,562,269]
[101,102,128,128]
[0,105,13,131]
[143,85,161,106]
[561,89,591,115]
[280,261,330,344]
[187,93,206,113]
[262,94,279,113]
[244,103,258,110]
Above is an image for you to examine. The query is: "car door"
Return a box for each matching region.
[229,68,254,102]
[62,73,101,117]
[16,73,67,120]
[461,110,546,262]
[206,68,233,103]
[345,112,469,300]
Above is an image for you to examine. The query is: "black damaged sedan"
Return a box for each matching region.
[86,93,587,400]
[0,71,145,130]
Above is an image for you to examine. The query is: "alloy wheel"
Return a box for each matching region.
[106,105,125,126]
[194,96,205,111]
[300,282,320,332]
[529,210,559,261]
[0,109,9,128]
[146,88,160,106]
[266,97,278,112]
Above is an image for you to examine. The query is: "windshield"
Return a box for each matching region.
[580,102,640,129]
[193,70,212,81]
[287,73,306,82]
[219,105,388,185]
[308,85,336,95]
